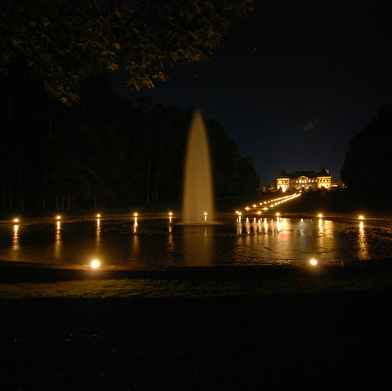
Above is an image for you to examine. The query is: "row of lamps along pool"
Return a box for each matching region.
[10,192,366,269]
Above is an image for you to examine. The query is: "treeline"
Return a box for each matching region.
[341,103,392,196]
[0,68,259,215]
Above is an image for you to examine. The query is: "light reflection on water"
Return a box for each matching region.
[0,216,391,268]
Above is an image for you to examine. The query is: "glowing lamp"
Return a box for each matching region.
[13,218,19,223]
[96,214,101,218]
[310,259,318,266]
[91,259,100,269]
[359,215,364,220]
[318,214,323,218]
[56,215,61,220]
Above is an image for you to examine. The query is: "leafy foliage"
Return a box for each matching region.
[0,0,253,104]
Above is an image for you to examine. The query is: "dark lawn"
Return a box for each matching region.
[1,289,391,390]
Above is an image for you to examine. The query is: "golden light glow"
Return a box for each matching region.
[56,215,61,220]
[91,259,100,269]
[318,213,323,218]
[310,259,318,266]
[13,218,19,223]
[359,215,364,220]
[96,214,101,218]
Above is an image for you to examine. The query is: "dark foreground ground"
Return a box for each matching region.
[1,266,392,390]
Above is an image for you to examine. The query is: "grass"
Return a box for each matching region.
[1,266,391,389]
[1,270,392,299]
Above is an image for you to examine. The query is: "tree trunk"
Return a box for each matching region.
[146,156,151,203]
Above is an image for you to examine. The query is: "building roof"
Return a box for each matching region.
[277,169,331,179]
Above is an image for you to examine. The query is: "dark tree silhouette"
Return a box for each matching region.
[0,71,260,214]
[341,103,392,196]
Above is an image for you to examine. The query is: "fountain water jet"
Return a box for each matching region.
[182,112,214,224]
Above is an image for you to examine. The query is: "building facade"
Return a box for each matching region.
[275,169,332,192]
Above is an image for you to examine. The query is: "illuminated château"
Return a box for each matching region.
[275,168,332,192]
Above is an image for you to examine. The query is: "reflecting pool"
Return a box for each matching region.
[1,215,392,269]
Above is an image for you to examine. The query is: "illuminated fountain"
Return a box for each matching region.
[1,113,391,269]
[182,112,214,224]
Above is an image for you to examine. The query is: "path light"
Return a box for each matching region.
[96,214,101,218]
[13,218,19,223]
[359,215,364,220]
[56,215,61,220]
[310,258,318,266]
[318,213,323,218]
[204,212,208,221]
[91,259,100,269]
[168,212,173,223]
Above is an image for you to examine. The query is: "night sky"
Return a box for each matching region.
[112,0,392,186]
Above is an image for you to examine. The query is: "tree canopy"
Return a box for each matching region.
[341,103,392,195]
[0,0,253,104]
